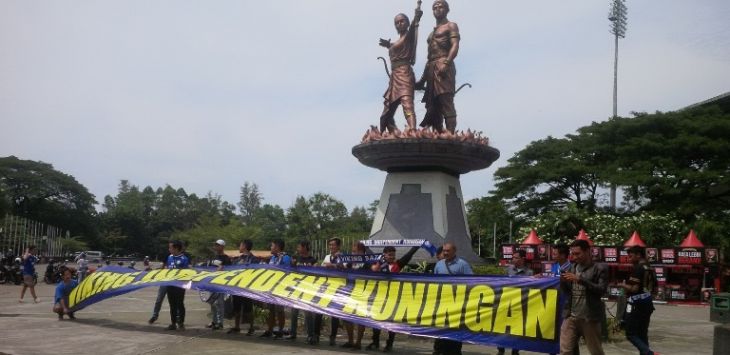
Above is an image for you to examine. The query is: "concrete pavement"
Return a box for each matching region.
[0,272,716,355]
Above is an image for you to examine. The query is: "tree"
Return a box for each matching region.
[238,182,262,225]
[466,195,518,258]
[0,156,98,243]
[252,204,287,241]
[493,136,601,217]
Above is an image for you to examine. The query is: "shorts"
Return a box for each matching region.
[232,295,253,314]
[23,274,35,286]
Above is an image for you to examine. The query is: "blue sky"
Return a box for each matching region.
[2,0,729,211]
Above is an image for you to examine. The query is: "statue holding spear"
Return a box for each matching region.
[378,1,423,135]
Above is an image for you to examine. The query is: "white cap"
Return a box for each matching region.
[215,239,226,247]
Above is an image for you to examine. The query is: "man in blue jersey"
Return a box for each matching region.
[260,239,291,339]
[53,266,79,320]
[165,240,190,331]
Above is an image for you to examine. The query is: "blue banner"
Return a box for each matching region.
[69,265,562,353]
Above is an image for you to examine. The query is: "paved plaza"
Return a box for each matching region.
[0,270,716,355]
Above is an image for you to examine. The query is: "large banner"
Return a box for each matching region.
[69,265,562,353]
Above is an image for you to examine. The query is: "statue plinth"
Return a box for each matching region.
[353,139,500,264]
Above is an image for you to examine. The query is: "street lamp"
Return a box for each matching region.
[608,0,627,209]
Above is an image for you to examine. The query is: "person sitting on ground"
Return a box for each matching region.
[229,239,259,336]
[53,266,79,320]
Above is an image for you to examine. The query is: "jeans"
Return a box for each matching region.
[152,286,168,317]
[625,302,654,355]
[210,293,225,325]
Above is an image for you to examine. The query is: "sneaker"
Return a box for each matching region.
[329,336,337,346]
[68,313,76,320]
[382,344,393,353]
[246,328,255,336]
[227,328,241,334]
[34,298,40,303]
[166,324,177,331]
[273,331,284,339]
[366,342,380,351]
[211,323,223,330]
[259,330,273,338]
[177,324,185,331]
[206,322,214,328]
[341,342,355,349]
[148,316,158,324]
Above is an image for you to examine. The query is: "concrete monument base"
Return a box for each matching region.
[353,139,500,264]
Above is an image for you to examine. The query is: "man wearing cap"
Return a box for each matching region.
[207,239,231,330]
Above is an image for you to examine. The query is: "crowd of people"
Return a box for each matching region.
[137,236,470,354]
[28,235,660,355]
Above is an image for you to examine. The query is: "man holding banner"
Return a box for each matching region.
[322,237,344,346]
[433,242,472,355]
[164,240,190,331]
[560,239,607,355]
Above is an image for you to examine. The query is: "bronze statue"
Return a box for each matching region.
[416,0,460,134]
[378,1,423,135]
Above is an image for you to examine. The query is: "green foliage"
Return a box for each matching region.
[466,196,520,257]
[0,156,98,244]
[472,264,507,276]
[171,215,260,262]
[60,235,89,253]
[493,136,600,217]
[491,105,730,253]
[238,182,261,225]
[519,208,686,246]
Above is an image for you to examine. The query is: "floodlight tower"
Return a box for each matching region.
[608,0,627,209]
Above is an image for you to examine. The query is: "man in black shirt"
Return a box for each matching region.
[287,240,318,342]
[228,239,259,335]
[621,246,656,355]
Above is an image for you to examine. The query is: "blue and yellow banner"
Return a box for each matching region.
[69,265,562,353]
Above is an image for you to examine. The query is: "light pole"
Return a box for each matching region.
[608,0,627,210]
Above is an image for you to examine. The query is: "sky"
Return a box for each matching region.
[2,0,729,212]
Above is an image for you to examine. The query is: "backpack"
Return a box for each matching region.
[641,262,658,296]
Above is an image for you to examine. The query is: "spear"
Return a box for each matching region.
[411,0,422,66]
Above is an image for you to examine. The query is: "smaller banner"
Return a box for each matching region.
[361,239,437,256]
[335,253,383,264]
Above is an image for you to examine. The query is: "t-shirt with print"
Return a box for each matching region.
[570,263,593,319]
[295,255,317,266]
[166,254,190,269]
[22,255,38,275]
[269,253,292,266]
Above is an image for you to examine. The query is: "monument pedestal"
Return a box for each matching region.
[353,139,500,264]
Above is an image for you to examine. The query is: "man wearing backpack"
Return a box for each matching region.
[621,246,658,355]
